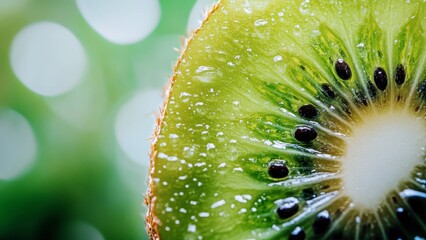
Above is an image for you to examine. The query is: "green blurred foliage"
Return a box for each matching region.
[0,0,198,239]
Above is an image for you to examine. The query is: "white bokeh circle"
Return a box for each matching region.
[60,221,104,240]
[115,89,163,167]
[187,0,218,33]
[136,34,180,87]
[76,0,161,44]
[0,109,37,180]
[10,22,87,97]
[46,80,107,131]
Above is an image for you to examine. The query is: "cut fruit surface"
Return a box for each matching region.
[342,108,426,210]
[146,0,426,239]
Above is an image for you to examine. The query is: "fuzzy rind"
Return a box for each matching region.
[144,2,223,239]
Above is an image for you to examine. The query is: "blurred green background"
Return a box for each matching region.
[0,0,216,239]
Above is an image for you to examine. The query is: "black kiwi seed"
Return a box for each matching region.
[400,189,426,217]
[313,210,331,234]
[268,160,289,179]
[373,67,388,91]
[294,126,317,142]
[417,79,426,100]
[341,99,351,115]
[392,195,398,204]
[395,207,410,222]
[415,106,421,112]
[331,231,344,240]
[354,89,368,106]
[334,59,352,80]
[295,155,314,174]
[321,83,336,99]
[277,197,299,219]
[289,226,305,240]
[367,80,377,98]
[298,104,319,119]
[395,64,406,85]
[386,227,404,240]
[302,188,317,200]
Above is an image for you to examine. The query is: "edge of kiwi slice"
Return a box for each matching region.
[145,3,222,239]
[146,0,426,239]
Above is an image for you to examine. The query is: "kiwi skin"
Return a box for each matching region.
[144,3,222,239]
[146,0,426,239]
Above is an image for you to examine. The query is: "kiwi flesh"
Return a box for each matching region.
[146,0,426,239]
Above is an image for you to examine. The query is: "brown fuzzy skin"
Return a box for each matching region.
[144,2,222,239]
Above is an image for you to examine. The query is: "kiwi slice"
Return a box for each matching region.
[146,0,426,239]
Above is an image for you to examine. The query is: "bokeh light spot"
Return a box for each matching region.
[10,22,87,97]
[0,109,36,180]
[136,35,180,87]
[59,221,104,240]
[46,81,107,130]
[115,89,163,167]
[76,0,161,45]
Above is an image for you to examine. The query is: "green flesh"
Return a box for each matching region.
[147,0,426,239]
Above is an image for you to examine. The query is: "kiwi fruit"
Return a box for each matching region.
[145,0,426,239]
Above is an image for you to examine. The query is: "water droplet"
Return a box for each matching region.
[188,224,197,233]
[273,55,283,62]
[199,212,210,217]
[169,134,179,139]
[254,19,268,26]
[196,66,214,73]
[206,143,215,150]
[243,0,252,14]
[238,208,247,214]
[311,29,321,37]
[234,194,252,203]
[299,0,310,14]
[357,42,365,48]
[293,24,301,37]
[195,66,221,83]
[211,200,226,208]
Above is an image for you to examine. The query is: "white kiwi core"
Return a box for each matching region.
[342,108,426,210]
